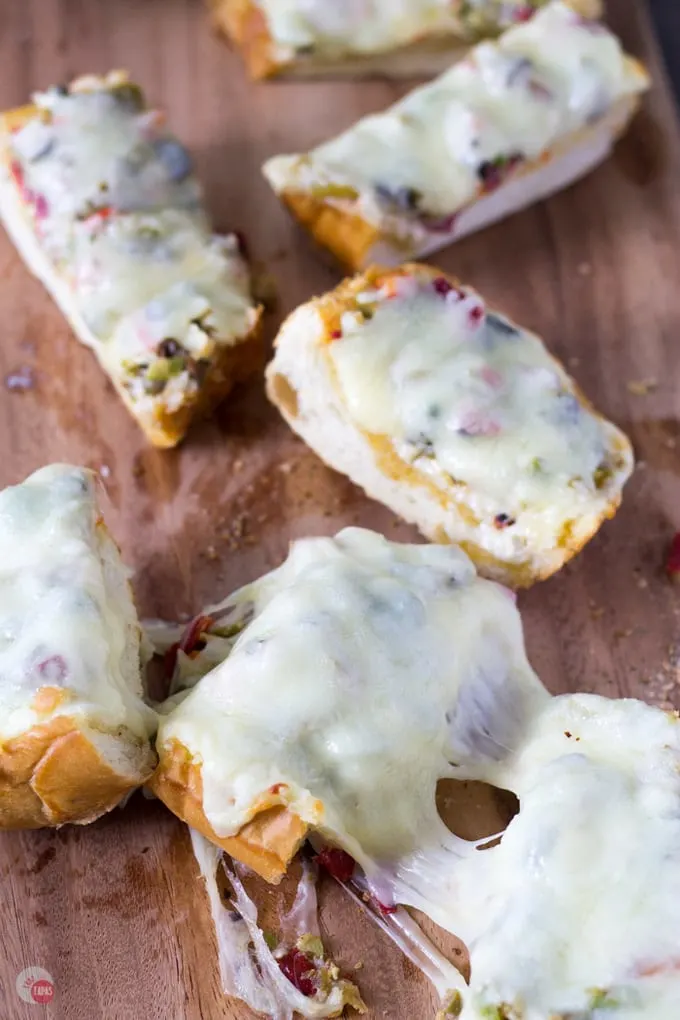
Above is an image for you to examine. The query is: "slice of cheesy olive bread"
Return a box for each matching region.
[151,530,680,1017]
[150,527,550,882]
[211,0,602,80]
[263,2,649,269]
[0,72,262,448]
[266,264,633,587]
[0,465,157,829]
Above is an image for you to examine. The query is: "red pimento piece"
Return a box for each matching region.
[468,304,485,327]
[433,276,454,296]
[37,654,68,683]
[666,533,680,582]
[180,614,214,656]
[164,613,215,679]
[316,846,356,883]
[277,948,317,997]
[9,160,25,191]
[513,5,535,22]
[330,329,342,340]
[375,898,397,915]
[34,194,50,220]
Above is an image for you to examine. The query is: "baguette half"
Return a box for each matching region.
[263,2,649,270]
[0,465,157,828]
[266,264,633,587]
[0,73,262,449]
[211,0,602,81]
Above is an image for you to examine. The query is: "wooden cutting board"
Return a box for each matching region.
[1,1,679,1017]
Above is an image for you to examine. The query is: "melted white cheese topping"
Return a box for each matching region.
[264,3,647,238]
[257,0,543,59]
[156,528,548,861]
[449,695,680,1018]
[326,269,632,546]
[0,465,155,742]
[156,534,680,1016]
[5,75,256,409]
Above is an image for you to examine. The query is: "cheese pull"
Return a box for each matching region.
[266,263,633,588]
[0,464,157,828]
[211,0,602,80]
[263,2,649,269]
[0,72,262,448]
[150,527,549,878]
[150,532,680,1017]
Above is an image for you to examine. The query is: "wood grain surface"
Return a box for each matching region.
[0,1,679,1018]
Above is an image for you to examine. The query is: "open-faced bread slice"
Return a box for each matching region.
[150,532,680,1016]
[263,2,649,269]
[266,263,633,587]
[0,464,157,828]
[211,0,602,81]
[0,72,262,448]
[150,527,549,881]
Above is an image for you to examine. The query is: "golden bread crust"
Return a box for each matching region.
[0,712,156,829]
[149,738,308,883]
[209,0,281,80]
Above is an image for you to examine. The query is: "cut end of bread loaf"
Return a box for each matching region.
[131,311,265,448]
[148,738,308,883]
[0,714,156,828]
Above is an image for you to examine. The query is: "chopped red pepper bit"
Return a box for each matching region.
[433,276,454,296]
[179,614,214,656]
[666,533,680,582]
[376,898,397,915]
[468,304,485,327]
[37,654,68,682]
[330,329,342,340]
[316,847,356,883]
[9,160,24,191]
[513,5,535,22]
[277,948,317,996]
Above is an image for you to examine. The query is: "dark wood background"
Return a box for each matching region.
[0,1,679,1017]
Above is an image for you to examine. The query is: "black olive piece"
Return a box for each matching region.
[494,513,516,529]
[486,313,519,337]
[157,338,183,358]
[374,183,422,213]
[151,138,193,182]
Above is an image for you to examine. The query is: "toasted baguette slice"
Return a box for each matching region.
[0,72,262,449]
[0,465,157,828]
[263,2,649,270]
[266,264,633,587]
[150,528,549,882]
[212,0,602,80]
